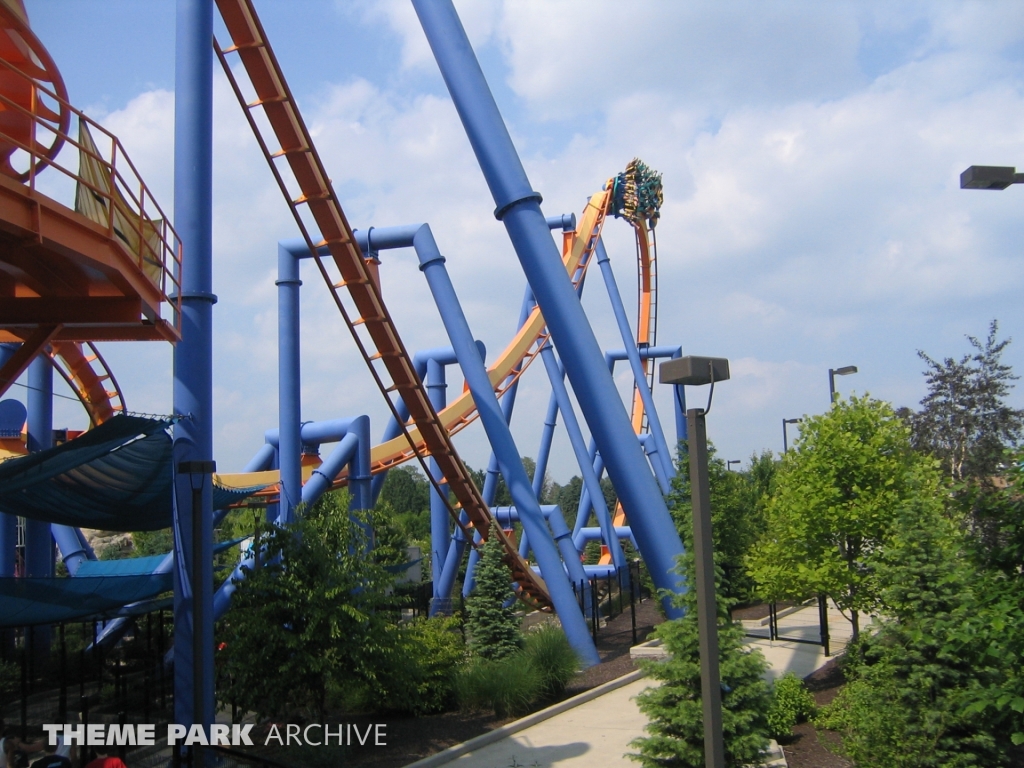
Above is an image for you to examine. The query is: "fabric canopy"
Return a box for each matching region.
[0,415,267,531]
[0,574,173,627]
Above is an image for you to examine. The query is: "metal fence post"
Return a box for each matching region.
[818,594,831,656]
[629,563,637,646]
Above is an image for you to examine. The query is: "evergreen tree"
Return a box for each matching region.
[465,523,522,661]
[817,496,1021,766]
[628,551,772,767]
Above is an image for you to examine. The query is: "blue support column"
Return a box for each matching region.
[277,244,302,525]
[26,356,53,654]
[0,346,22,579]
[595,239,674,489]
[173,0,215,735]
[539,346,625,570]
[26,356,54,577]
[412,224,599,666]
[413,0,685,615]
[425,358,450,602]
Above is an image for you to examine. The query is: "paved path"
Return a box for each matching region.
[405,600,859,767]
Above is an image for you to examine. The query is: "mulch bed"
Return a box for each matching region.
[780,657,852,768]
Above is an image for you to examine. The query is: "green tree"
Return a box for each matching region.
[378,465,431,541]
[818,495,1024,765]
[464,523,522,662]
[217,491,400,720]
[628,552,771,767]
[748,395,942,638]
[911,320,1024,484]
[670,445,777,603]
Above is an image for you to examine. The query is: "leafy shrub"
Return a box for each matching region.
[217,493,400,720]
[766,673,816,739]
[373,616,466,715]
[523,623,579,698]
[456,656,542,717]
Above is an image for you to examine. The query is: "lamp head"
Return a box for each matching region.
[960,165,1022,190]
[833,366,858,376]
[659,356,730,386]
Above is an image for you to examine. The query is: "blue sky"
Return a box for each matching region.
[24,1,1024,481]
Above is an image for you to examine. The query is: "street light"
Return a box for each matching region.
[828,365,857,403]
[727,460,741,471]
[782,418,801,452]
[659,355,730,768]
[960,165,1024,190]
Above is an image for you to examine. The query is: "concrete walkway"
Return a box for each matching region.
[405,601,854,767]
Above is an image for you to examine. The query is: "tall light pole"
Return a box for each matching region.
[782,418,801,452]
[828,366,857,403]
[659,355,730,768]
[726,460,741,472]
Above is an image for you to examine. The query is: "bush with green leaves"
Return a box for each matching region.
[766,673,815,740]
[216,491,401,720]
[465,524,522,662]
[456,656,542,718]
[628,551,772,768]
[523,623,579,698]
[369,615,467,715]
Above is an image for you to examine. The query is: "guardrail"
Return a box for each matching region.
[0,52,182,335]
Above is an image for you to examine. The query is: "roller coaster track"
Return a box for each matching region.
[212,0,614,609]
[601,219,658,563]
[49,341,124,426]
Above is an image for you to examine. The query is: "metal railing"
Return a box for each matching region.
[0,53,182,335]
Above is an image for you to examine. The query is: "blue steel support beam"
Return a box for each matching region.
[412,0,685,615]
[606,344,686,454]
[52,526,91,575]
[277,243,303,525]
[539,346,626,570]
[426,357,450,596]
[173,0,215,733]
[26,357,54,586]
[523,392,560,559]
[214,419,369,618]
[354,221,597,664]
[414,226,599,665]
[0,346,17,580]
[595,239,674,489]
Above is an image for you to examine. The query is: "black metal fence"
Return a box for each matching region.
[742,594,831,656]
[570,559,650,646]
[0,610,175,762]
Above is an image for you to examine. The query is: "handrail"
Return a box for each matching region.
[0,53,182,335]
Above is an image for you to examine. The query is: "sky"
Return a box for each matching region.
[20,0,1024,483]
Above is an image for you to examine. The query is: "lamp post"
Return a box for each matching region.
[659,355,730,768]
[782,418,801,452]
[726,460,740,472]
[177,459,216,768]
[960,165,1024,190]
[828,366,857,403]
